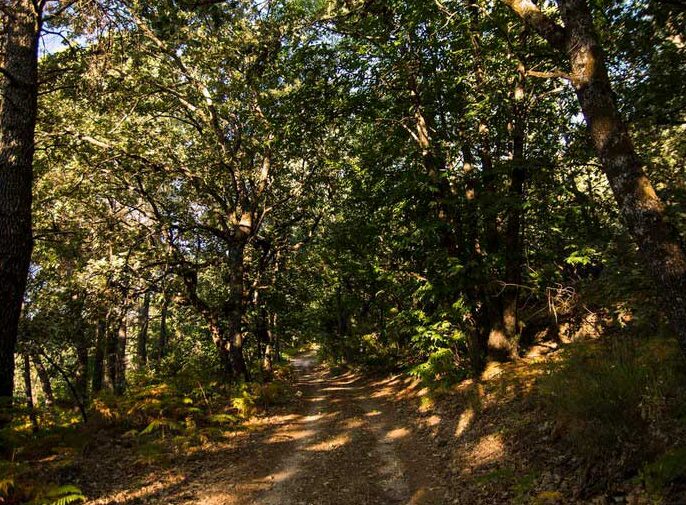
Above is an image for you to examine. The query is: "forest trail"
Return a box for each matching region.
[99,352,454,505]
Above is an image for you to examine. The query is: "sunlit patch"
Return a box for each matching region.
[365,410,381,417]
[266,429,315,443]
[303,413,324,423]
[425,415,441,427]
[90,472,185,504]
[344,418,364,429]
[307,396,327,402]
[330,376,361,386]
[371,388,392,399]
[455,408,475,438]
[267,468,295,484]
[305,433,351,451]
[471,433,504,466]
[384,427,410,441]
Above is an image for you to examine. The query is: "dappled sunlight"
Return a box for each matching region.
[454,408,475,438]
[343,418,365,429]
[384,427,410,441]
[424,415,441,428]
[88,472,186,504]
[469,433,505,469]
[267,428,316,443]
[306,395,328,403]
[305,433,351,452]
[267,467,296,484]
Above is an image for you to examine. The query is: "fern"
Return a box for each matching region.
[0,478,14,497]
[29,484,86,505]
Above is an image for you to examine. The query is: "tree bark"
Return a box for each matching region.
[32,353,54,407]
[22,352,38,432]
[0,0,41,423]
[136,291,151,369]
[157,294,169,362]
[92,316,107,394]
[75,342,89,404]
[257,309,274,379]
[227,245,249,381]
[498,56,528,359]
[504,0,686,356]
[209,321,233,378]
[114,317,128,395]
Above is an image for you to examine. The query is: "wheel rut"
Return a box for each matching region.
[179,352,449,505]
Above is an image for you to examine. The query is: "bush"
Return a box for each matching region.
[539,336,686,465]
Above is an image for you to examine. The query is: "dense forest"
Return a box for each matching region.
[1,0,685,503]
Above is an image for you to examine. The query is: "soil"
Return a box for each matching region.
[80,352,454,505]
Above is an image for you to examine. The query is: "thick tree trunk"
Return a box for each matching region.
[408,74,461,257]
[92,316,107,394]
[230,334,249,382]
[22,353,38,432]
[559,0,686,353]
[498,58,528,359]
[504,0,686,355]
[209,321,233,378]
[227,245,249,381]
[462,145,488,374]
[32,353,54,407]
[136,292,151,369]
[0,1,41,423]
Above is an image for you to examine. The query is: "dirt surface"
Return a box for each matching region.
[83,352,454,505]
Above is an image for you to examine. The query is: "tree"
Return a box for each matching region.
[503,0,686,356]
[0,0,42,420]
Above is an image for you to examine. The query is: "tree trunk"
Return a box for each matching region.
[504,0,686,355]
[227,245,249,381]
[114,317,127,395]
[407,72,461,257]
[462,145,488,373]
[0,1,41,424]
[136,291,151,369]
[22,353,38,432]
[106,318,119,391]
[498,56,528,359]
[32,353,54,407]
[467,0,499,255]
[257,309,274,379]
[210,321,233,378]
[157,295,169,362]
[92,316,106,394]
[75,342,89,405]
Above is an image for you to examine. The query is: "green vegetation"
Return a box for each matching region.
[0,0,685,503]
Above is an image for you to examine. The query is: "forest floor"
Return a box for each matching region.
[80,351,454,504]
[32,345,684,505]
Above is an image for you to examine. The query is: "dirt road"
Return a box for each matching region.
[189,353,451,505]
[86,353,456,505]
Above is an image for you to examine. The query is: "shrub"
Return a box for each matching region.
[539,336,686,465]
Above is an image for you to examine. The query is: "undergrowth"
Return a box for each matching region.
[0,363,295,503]
[538,335,686,498]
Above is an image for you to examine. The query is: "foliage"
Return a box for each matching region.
[539,337,686,465]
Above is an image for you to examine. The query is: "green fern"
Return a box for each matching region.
[30,484,86,505]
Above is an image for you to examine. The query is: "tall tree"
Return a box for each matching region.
[503,0,686,355]
[0,0,42,419]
